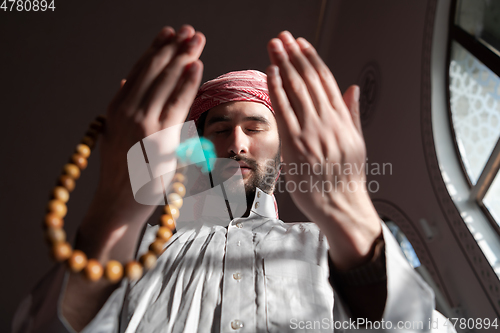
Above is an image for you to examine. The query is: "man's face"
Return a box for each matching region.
[202,101,281,199]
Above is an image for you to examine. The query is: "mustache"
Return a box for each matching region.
[228,155,258,170]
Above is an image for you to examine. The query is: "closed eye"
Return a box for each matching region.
[214,129,262,134]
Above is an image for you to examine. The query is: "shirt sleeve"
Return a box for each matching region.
[12,223,163,333]
[329,222,456,332]
[12,262,128,333]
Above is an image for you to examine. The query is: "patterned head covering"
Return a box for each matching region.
[188,70,274,125]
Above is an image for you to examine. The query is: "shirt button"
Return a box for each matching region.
[236,223,242,228]
[257,191,261,198]
[254,202,259,209]
[231,320,243,330]
[233,272,242,280]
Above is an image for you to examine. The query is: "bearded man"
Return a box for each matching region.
[13,25,452,333]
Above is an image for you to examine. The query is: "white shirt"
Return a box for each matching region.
[13,188,455,332]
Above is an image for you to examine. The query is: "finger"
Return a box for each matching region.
[120,79,127,88]
[267,38,317,127]
[129,26,177,85]
[296,38,350,119]
[108,27,176,114]
[266,64,301,138]
[343,85,363,135]
[124,25,196,111]
[278,31,331,118]
[114,27,175,108]
[142,31,206,121]
[159,59,204,126]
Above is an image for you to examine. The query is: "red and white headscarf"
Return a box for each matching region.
[188,69,279,219]
[189,70,274,124]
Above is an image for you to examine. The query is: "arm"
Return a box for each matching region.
[331,222,457,332]
[328,228,387,321]
[265,36,455,331]
[13,25,206,333]
[266,31,385,318]
[63,24,205,331]
[12,263,127,333]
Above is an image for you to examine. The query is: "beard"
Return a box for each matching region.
[211,149,281,209]
[238,152,281,205]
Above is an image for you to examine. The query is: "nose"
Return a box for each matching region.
[227,126,249,156]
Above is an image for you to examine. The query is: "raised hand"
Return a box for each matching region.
[266,31,381,271]
[100,25,205,198]
[77,25,205,262]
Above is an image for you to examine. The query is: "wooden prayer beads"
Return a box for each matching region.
[59,175,75,192]
[125,261,143,281]
[68,250,88,273]
[43,114,183,283]
[140,251,158,270]
[85,259,104,281]
[105,260,124,283]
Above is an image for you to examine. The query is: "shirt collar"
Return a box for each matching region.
[197,186,279,222]
[248,187,279,219]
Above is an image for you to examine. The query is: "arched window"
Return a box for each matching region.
[438,0,500,278]
[450,0,500,226]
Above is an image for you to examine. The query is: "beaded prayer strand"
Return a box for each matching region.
[43,115,185,283]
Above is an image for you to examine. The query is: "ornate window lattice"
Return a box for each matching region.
[449,41,500,185]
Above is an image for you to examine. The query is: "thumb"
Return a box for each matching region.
[343,85,363,135]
